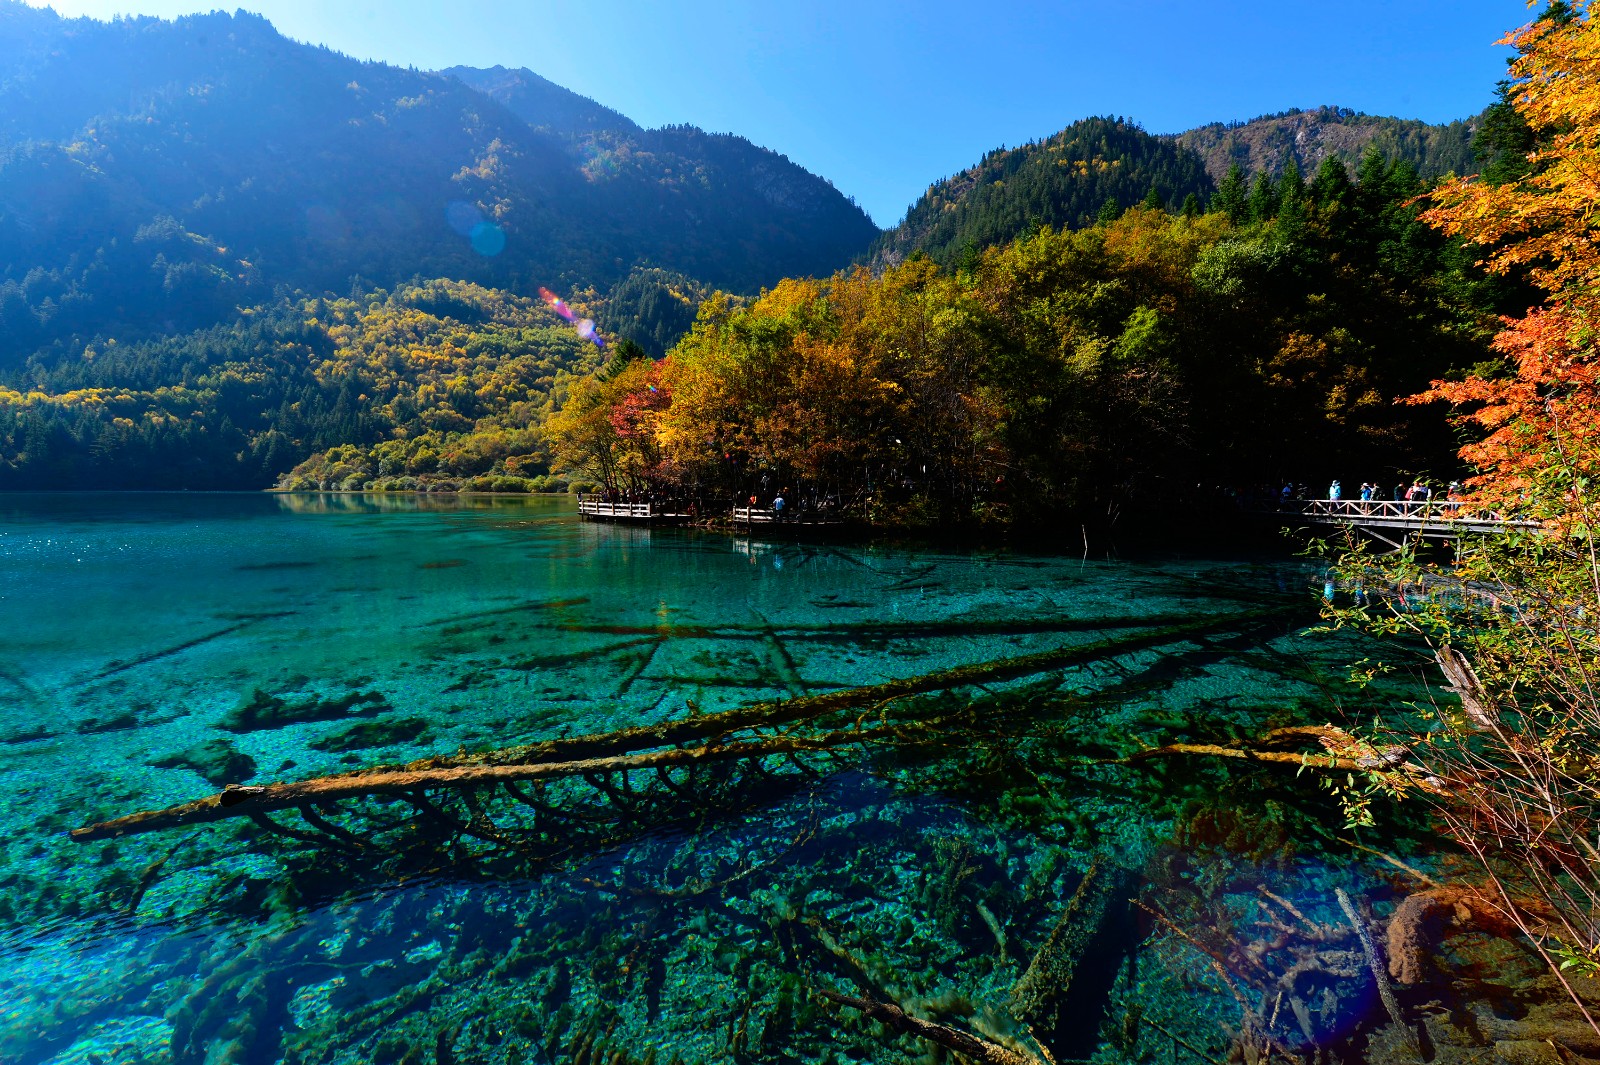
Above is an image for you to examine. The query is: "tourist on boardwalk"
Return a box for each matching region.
[1329,480,1341,501]
[772,493,786,521]
[1360,482,1375,501]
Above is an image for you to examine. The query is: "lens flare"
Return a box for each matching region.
[539,288,606,348]
[538,287,576,322]
[445,200,482,236]
[469,222,506,257]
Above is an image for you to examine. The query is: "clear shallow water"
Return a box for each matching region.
[0,494,1421,1064]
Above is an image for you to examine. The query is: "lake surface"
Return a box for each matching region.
[0,493,1422,1064]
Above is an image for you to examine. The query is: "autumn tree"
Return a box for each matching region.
[1336,1,1600,1004]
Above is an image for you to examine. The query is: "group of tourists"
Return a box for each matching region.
[1325,480,1460,503]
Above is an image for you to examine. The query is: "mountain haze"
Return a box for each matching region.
[0,2,878,365]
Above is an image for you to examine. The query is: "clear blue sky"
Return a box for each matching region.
[23,0,1522,226]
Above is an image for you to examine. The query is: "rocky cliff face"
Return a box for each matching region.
[1169,106,1481,182]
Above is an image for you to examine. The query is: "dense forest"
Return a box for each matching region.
[0,280,600,490]
[550,149,1524,525]
[869,117,1216,268]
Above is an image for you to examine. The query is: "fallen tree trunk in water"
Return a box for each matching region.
[71,722,904,841]
[1010,858,1140,1049]
[71,608,1295,843]
[1118,725,1425,776]
[819,989,1042,1065]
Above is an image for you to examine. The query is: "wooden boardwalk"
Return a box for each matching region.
[729,506,846,529]
[576,497,692,524]
[1281,498,1539,547]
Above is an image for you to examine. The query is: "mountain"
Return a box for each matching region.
[870,117,1215,268]
[1169,106,1480,184]
[442,65,640,137]
[0,3,878,367]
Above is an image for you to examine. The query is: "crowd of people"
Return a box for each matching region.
[1225,479,1464,510]
[1324,479,1457,503]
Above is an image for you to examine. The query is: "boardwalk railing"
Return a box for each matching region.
[1286,498,1540,538]
[730,506,779,523]
[576,496,692,521]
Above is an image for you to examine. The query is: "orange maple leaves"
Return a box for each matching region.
[1418,3,1600,526]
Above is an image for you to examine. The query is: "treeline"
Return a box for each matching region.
[0,280,600,490]
[550,150,1520,526]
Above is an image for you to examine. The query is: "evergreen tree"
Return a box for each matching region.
[597,339,648,382]
[1247,171,1280,222]
[1181,193,1202,219]
[1142,186,1164,210]
[1096,198,1121,224]
[1213,163,1249,224]
[1279,160,1305,205]
[1309,157,1354,211]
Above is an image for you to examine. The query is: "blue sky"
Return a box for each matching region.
[23,1,1521,225]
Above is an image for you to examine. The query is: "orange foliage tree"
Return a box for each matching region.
[1340,1,1600,1001]
[1417,1,1600,530]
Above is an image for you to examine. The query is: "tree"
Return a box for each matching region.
[1308,157,1354,212]
[1212,163,1249,224]
[1339,1,1600,1007]
[1247,170,1279,222]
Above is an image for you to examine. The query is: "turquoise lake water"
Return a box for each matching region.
[0,493,1422,1064]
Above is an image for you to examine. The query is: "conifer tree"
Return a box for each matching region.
[1308,157,1354,211]
[1212,163,1249,224]
[1247,171,1280,222]
[1279,160,1305,205]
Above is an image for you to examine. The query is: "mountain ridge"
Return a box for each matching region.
[0,1,878,366]
[1167,105,1480,184]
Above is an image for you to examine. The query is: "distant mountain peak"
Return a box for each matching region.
[872,115,1213,267]
[442,64,640,137]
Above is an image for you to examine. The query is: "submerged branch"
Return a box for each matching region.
[72,608,1292,843]
[818,989,1042,1065]
[71,723,905,842]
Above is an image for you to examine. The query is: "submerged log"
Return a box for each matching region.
[72,609,1289,844]
[439,608,1291,771]
[1119,725,1419,775]
[1010,859,1139,1053]
[819,989,1041,1065]
[70,723,904,842]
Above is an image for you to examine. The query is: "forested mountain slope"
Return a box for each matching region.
[870,117,1215,267]
[0,3,877,369]
[1170,106,1479,184]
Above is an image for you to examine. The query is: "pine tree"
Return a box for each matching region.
[1212,163,1249,224]
[1142,186,1164,211]
[1309,157,1354,211]
[1247,171,1279,222]
[1279,160,1305,206]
